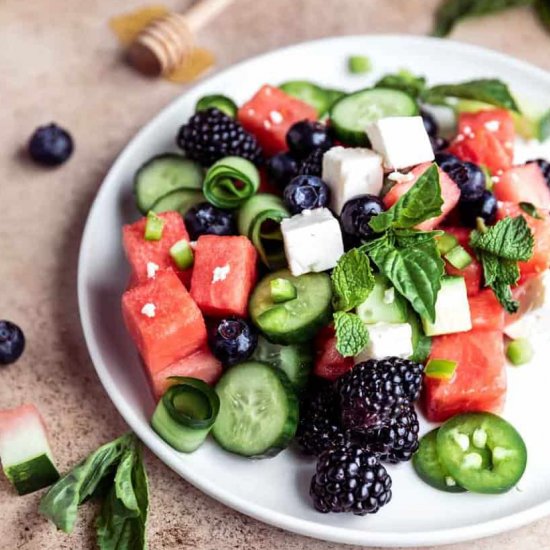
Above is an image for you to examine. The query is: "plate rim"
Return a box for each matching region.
[77,34,550,547]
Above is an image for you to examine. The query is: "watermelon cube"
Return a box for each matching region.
[468,290,505,331]
[190,235,258,317]
[238,85,318,157]
[122,211,192,287]
[423,329,507,423]
[149,347,223,400]
[313,325,354,382]
[494,164,550,210]
[383,163,460,230]
[122,268,207,375]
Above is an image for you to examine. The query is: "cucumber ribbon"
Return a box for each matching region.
[238,193,290,269]
[151,377,220,453]
[203,156,260,209]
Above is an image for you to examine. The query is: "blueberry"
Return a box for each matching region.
[435,154,485,203]
[184,203,236,240]
[286,121,333,159]
[28,123,73,166]
[266,152,298,189]
[340,195,386,248]
[430,136,449,153]
[420,109,439,138]
[528,159,550,187]
[208,317,258,366]
[459,190,498,227]
[283,175,330,214]
[0,321,25,365]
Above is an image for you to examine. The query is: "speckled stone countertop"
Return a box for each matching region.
[1,1,550,548]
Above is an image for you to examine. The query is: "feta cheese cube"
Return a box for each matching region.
[322,146,383,213]
[281,208,344,276]
[365,116,435,170]
[354,322,413,363]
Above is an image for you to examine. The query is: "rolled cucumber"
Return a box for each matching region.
[212,362,299,458]
[0,404,59,495]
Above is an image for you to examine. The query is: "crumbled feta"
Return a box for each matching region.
[365,116,434,170]
[322,146,384,213]
[387,171,414,183]
[263,120,272,130]
[484,120,500,132]
[212,263,231,283]
[189,241,197,249]
[269,110,283,124]
[463,125,474,137]
[146,261,160,279]
[281,208,344,276]
[141,303,156,318]
[354,322,413,363]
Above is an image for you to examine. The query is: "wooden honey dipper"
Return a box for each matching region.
[128,0,235,76]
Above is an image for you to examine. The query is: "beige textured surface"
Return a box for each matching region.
[1,1,550,548]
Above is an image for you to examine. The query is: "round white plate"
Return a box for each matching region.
[78,35,550,547]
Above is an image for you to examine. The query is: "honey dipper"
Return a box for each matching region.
[128,0,235,76]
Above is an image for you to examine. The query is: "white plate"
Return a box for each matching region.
[78,35,550,547]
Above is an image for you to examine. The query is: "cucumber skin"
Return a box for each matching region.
[212,363,299,459]
[5,454,60,495]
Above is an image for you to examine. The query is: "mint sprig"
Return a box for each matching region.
[334,311,369,357]
[470,216,535,313]
[331,249,375,311]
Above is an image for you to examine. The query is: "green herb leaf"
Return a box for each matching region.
[331,249,375,311]
[39,433,135,533]
[432,0,535,37]
[539,108,550,140]
[519,201,544,220]
[366,233,445,323]
[535,0,550,33]
[334,311,369,357]
[369,164,443,232]
[422,79,520,113]
[375,70,427,98]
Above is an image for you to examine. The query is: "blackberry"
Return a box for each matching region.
[176,108,263,167]
[296,383,347,457]
[356,404,420,464]
[337,357,423,431]
[310,445,392,515]
[298,148,324,177]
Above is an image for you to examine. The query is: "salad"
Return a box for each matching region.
[119,71,550,516]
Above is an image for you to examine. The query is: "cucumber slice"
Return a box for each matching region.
[413,429,467,493]
[249,269,332,344]
[437,412,527,494]
[134,154,204,214]
[356,274,408,324]
[212,362,298,457]
[330,88,419,146]
[151,189,204,215]
[444,245,473,270]
[251,335,312,390]
[195,94,238,118]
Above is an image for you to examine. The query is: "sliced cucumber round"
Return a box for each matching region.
[151,189,205,215]
[212,362,298,458]
[249,269,332,344]
[195,94,238,118]
[330,88,419,146]
[134,154,204,214]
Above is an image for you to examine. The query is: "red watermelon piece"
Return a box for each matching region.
[190,235,258,317]
[469,290,504,331]
[238,85,317,157]
[384,163,460,230]
[443,227,482,296]
[313,325,354,381]
[122,268,207,376]
[497,202,550,277]
[149,348,222,400]
[494,163,550,210]
[424,329,507,423]
[123,211,192,287]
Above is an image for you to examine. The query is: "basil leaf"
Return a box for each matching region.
[432,0,535,37]
[539,108,550,141]
[368,235,445,323]
[331,249,375,311]
[334,311,369,357]
[369,164,442,232]
[422,79,520,113]
[519,201,544,220]
[535,0,550,32]
[375,70,427,99]
[39,433,134,533]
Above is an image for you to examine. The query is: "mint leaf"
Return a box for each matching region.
[375,70,427,98]
[369,164,443,232]
[331,249,375,311]
[334,312,369,357]
[422,79,520,113]
[366,232,445,323]
[432,0,535,37]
